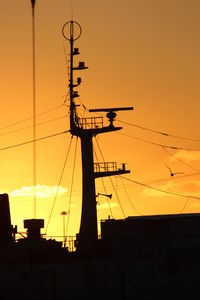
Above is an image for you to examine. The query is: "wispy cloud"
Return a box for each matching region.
[169,150,200,163]
[10,185,68,199]
[141,179,200,198]
[97,202,119,210]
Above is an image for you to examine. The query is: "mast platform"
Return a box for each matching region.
[94,162,130,178]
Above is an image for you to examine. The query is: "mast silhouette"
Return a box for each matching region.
[62,21,133,254]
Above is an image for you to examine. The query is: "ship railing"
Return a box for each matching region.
[63,235,76,252]
[77,117,103,129]
[94,162,117,173]
[46,235,77,252]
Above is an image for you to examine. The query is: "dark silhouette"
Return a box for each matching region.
[1,5,200,298]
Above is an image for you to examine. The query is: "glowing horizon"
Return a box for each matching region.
[1,0,200,238]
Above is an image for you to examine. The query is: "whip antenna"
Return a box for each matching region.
[31,0,37,218]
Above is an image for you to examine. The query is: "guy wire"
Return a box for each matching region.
[66,136,78,237]
[31,1,37,218]
[45,135,73,234]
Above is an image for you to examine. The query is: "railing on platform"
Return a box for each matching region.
[94,162,118,173]
[46,235,77,252]
[77,117,103,129]
[63,235,76,252]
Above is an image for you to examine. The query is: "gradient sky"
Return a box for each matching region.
[1,0,200,240]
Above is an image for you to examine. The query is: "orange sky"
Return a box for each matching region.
[1,0,200,240]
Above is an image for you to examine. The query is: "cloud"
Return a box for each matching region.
[141,179,200,198]
[97,202,119,210]
[177,181,200,193]
[141,183,176,198]
[10,185,68,199]
[169,150,200,163]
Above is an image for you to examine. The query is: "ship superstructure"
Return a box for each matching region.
[62,20,133,254]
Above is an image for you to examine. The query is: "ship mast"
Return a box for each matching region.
[62,21,133,254]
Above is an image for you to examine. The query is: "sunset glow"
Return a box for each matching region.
[1,0,200,240]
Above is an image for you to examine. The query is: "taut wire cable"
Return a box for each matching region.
[66,136,78,236]
[0,130,69,151]
[31,0,37,218]
[45,135,73,234]
[117,119,200,143]
[120,176,200,201]
[95,137,126,218]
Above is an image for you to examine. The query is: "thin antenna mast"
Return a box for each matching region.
[62,21,82,134]
[31,0,37,218]
[70,0,74,20]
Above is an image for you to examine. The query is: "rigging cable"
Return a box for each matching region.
[143,171,200,185]
[116,132,200,152]
[117,119,200,143]
[66,136,78,237]
[118,176,143,216]
[93,143,114,218]
[0,104,65,132]
[62,42,71,106]
[161,146,200,172]
[45,135,73,234]
[179,196,191,214]
[0,130,69,151]
[119,176,192,216]
[78,98,88,111]
[95,137,126,218]
[31,0,37,218]
[0,115,67,137]
[119,175,200,201]
[63,42,69,79]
